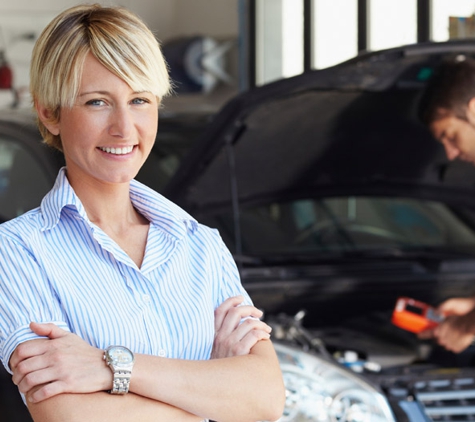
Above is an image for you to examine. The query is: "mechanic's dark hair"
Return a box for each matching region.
[418,57,475,126]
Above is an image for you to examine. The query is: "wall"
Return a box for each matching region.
[0,0,239,108]
[0,0,238,42]
[172,0,238,39]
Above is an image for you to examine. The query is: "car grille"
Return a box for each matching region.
[415,377,475,421]
[372,366,475,421]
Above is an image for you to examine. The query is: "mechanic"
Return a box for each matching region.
[418,56,475,354]
[0,4,285,422]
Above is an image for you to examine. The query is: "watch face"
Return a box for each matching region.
[107,346,134,365]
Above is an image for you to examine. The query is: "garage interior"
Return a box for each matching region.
[0,1,473,113]
[2,1,475,422]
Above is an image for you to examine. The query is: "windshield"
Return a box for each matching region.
[202,197,475,256]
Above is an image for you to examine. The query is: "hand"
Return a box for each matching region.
[421,312,475,353]
[211,296,272,359]
[437,296,475,316]
[10,322,110,403]
[418,296,475,353]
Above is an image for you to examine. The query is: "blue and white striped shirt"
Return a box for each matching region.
[0,168,252,373]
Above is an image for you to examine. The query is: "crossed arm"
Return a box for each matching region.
[9,296,286,422]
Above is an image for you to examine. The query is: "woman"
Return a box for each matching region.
[0,4,285,421]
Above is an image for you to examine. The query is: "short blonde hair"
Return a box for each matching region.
[30,4,171,150]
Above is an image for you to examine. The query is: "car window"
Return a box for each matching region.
[203,197,475,255]
[0,136,51,221]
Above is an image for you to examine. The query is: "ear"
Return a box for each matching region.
[35,102,60,136]
[467,98,475,125]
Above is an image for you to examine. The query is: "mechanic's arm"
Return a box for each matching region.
[418,296,475,353]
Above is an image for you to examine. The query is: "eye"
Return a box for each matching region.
[131,97,150,105]
[86,99,106,106]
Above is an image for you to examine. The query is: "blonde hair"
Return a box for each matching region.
[30,4,171,150]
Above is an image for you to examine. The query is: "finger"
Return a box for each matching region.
[10,339,51,371]
[16,364,60,395]
[438,298,475,316]
[238,330,271,355]
[28,380,68,403]
[10,323,67,370]
[417,329,434,340]
[218,306,264,337]
[30,322,69,339]
[230,319,271,342]
[214,296,244,331]
[215,319,271,350]
[432,323,448,341]
[12,341,67,388]
[213,329,271,358]
[438,298,466,315]
[239,305,265,319]
[441,335,472,353]
[12,353,46,386]
[432,323,472,352]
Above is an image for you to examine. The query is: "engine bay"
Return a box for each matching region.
[269,310,475,421]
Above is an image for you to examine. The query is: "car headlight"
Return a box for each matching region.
[273,342,396,422]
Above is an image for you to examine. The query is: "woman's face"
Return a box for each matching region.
[43,53,159,189]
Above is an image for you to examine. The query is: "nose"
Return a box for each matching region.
[442,141,460,161]
[108,106,133,138]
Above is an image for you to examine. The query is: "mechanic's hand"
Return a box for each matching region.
[418,296,475,353]
[437,296,475,316]
[211,296,272,359]
[10,322,110,403]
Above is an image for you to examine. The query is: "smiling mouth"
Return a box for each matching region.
[98,146,135,155]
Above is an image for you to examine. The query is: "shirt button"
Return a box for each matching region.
[158,349,166,357]
[142,294,151,303]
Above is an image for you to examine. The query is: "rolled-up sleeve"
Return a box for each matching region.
[0,233,69,373]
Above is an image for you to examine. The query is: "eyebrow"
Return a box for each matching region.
[78,91,108,97]
[78,90,150,97]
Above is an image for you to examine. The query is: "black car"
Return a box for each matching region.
[0,110,63,223]
[164,40,475,421]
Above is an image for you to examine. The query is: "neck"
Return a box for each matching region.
[66,170,147,230]
[65,169,150,268]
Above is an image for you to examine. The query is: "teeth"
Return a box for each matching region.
[99,146,134,155]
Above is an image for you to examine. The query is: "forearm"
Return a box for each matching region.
[27,391,202,422]
[130,340,285,422]
[12,317,284,421]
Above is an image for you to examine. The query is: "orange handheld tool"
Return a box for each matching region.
[391,296,444,334]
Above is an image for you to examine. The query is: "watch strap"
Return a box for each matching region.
[111,369,132,394]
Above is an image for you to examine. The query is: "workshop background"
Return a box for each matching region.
[3,1,475,422]
[1,0,475,113]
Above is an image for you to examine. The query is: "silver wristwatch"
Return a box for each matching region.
[104,345,135,395]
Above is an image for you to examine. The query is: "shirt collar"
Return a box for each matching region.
[40,168,198,240]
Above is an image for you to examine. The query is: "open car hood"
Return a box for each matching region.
[165,40,475,214]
